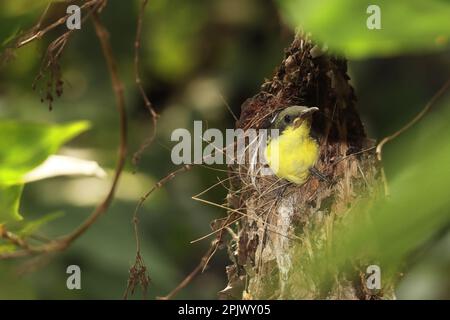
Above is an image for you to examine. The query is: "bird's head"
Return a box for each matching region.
[271,105,319,132]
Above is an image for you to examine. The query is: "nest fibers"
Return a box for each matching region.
[218,35,391,300]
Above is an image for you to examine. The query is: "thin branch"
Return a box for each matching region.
[132,0,159,167]
[157,240,219,300]
[60,13,128,244]
[0,250,35,260]
[332,146,376,166]
[123,0,158,299]
[376,78,450,194]
[0,7,128,260]
[158,199,240,300]
[29,0,106,109]
[0,225,31,251]
[376,78,450,160]
[219,93,238,122]
[16,0,100,48]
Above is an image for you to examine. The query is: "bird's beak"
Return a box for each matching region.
[302,107,319,115]
[293,107,319,128]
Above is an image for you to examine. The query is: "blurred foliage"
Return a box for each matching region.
[0,121,89,186]
[289,103,450,295]
[15,211,64,237]
[0,0,448,300]
[278,0,450,58]
[0,185,23,223]
[0,121,88,223]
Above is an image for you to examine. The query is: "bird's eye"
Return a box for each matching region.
[284,115,291,123]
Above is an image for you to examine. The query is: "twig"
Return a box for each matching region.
[124,164,193,298]
[0,250,35,260]
[17,0,100,48]
[332,146,376,166]
[0,7,128,260]
[132,0,159,167]
[376,78,450,194]
[60,13,128,244]
[0,225,31,250]
[157,240,219,300]
[124,1,158,298]
[219,93,238,122]
[376,78,450,158]
[30,0,106,110]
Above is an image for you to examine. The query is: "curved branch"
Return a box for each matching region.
[0,9,128,260]
[376,78,450,160]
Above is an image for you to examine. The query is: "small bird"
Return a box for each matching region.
[265,105,322,185]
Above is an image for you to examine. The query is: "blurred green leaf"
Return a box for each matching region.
[0,184,23,223]
[277,0,450,59]
[290,103,450,293]
[17,211,64,236]
[0,243,16,254]
[1,26,20,47]
[0,120,90,186]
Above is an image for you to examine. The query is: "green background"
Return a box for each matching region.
[0,0,449,299]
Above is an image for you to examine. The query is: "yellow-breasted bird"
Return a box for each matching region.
[265,105,323,185]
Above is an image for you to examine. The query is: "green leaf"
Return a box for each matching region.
[0,120,90,186]
[277,0,450,59]
[0,184,23,223]
[0,243,16,254]
[17,211,64,236]
[1,26,20,47]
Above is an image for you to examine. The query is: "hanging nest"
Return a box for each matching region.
[219,34,394,300]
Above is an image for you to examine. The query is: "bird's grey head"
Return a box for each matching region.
[271,105,319,132]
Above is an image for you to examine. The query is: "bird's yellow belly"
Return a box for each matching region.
[265,126,319,184]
